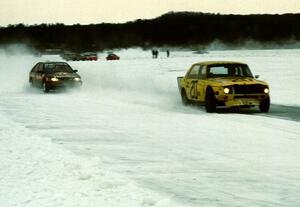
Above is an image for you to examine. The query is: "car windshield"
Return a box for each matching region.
[44,63,74,73]
[207,64,253,78]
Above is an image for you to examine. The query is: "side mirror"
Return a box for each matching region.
[73,70,78,73]
[255,75,259,79]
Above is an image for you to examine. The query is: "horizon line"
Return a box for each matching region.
[1,10,300,28]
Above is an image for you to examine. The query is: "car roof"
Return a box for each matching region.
[40,61,69,65]
[194,61,247,66]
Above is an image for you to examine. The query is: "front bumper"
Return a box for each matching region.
[224,98,260,107]
[216,94,269,107]
[46,80,82,89]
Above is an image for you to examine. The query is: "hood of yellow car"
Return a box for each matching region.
[209,77,268,86]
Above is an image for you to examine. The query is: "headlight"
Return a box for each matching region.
[264,88,269,94]
[74,77,81,81]
[224,87,230,94]
[51,77,59,81]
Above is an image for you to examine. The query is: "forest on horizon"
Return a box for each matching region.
[0,11,299,52]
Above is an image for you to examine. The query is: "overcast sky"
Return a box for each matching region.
[0,0,299,26]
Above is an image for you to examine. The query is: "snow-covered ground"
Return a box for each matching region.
[0,48,300,207]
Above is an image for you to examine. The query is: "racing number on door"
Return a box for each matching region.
[186,64,201,100]
[190,80,198,99]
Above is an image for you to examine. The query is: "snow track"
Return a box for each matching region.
[0,95,182,207]
[1,48,300,206]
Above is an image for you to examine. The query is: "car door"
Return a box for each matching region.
[197,66,207,102]
[29,64,38,86]
[35,63,45,87]
[185,64,201,101]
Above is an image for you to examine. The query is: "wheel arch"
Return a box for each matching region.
[205,85,214,97]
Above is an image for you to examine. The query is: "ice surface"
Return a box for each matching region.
[0,48,300,206]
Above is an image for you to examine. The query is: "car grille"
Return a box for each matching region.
[235,95,259,98]
[58,77,74,81]
[233,84,265,94]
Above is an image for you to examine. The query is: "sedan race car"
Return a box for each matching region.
[106,53,120,60]
[29,62,82,92]
[80,52,98,61]
[177,61,270,113]
[60,51,82,61]
[60,51,98,61]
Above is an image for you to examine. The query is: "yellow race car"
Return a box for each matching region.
[177,61,270,113]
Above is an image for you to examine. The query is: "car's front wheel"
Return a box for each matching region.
[42,81,49,93]
[205,88,216,113]
[259,97,270,112]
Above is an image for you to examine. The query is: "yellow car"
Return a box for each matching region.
[177,61,270,113]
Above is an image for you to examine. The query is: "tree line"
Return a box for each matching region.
[0,11,299,51]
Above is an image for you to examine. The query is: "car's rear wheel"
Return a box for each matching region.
[29,78,33,87]
[181,90,190,106]
[259,97,270,112]
[205,88,216,113]
[43,81,49,93]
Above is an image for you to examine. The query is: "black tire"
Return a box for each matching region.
[42,81,49,93]
[181,90,190,106]
[259,97,270,113]
[205,88,216,113]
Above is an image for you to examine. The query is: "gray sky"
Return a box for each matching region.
[0,0,299,26]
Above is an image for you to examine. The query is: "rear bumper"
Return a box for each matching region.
[177,77,184,93]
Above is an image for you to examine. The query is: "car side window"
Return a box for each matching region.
[31,64,39,72]
[187,65,200,79]
[37,64,44,73]
[199,66,206,79]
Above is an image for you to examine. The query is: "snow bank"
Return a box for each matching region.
[0,109,182,207]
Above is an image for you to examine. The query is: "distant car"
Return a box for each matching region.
[106,53,120,60]
[81,52,98,61]
[29,62,82,92]
[177,61,270,112]
[60,51,82,61]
